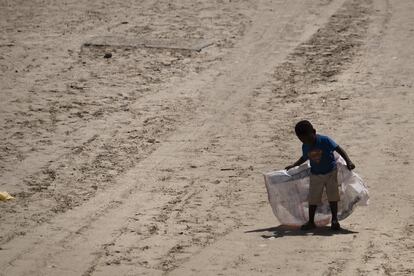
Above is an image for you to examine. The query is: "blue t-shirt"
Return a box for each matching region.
[302,134,338,175]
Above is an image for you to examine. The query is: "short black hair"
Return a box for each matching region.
[295,120,314,136]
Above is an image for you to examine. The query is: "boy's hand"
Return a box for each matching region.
[285,165,295,171]
[284,157,306,171]
[347,162,355,170]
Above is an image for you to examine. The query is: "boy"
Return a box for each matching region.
[285,120,355,231]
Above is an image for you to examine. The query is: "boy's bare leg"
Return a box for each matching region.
[329,201,341,230]
[301,204,317,230]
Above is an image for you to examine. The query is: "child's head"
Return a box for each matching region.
[295,120,316,145]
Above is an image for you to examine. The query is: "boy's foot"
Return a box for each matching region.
[300,221,316,231]
[331,220,341,231]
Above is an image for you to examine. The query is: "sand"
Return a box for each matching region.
[0,0,413,275]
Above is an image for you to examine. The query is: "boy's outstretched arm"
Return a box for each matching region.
[285,156,307,171]
[335,146,355,170]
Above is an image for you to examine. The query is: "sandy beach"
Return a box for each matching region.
[1,0,413,275]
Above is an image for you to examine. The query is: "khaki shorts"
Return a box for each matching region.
[308,168,340,205]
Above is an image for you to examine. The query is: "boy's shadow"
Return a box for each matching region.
[245,225,358,238]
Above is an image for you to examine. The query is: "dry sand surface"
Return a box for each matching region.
[0,0,413,275]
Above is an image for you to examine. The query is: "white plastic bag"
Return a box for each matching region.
[263,154,369,226]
